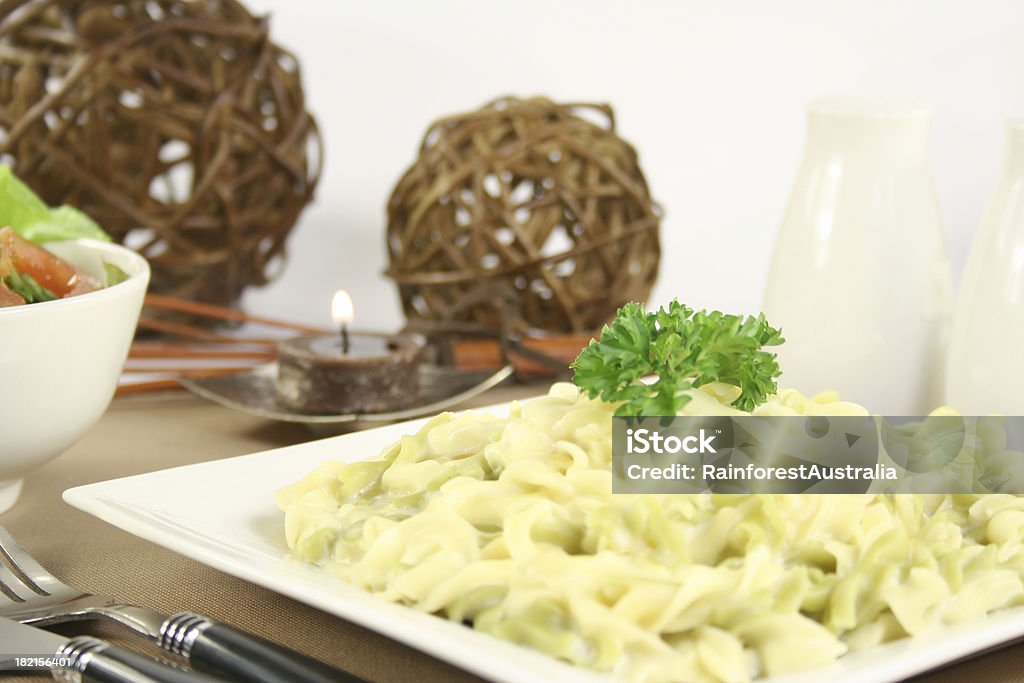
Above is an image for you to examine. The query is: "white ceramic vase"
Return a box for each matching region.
[946,120,1024,414]
[763,96,952,415]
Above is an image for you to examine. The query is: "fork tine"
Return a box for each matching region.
[0,556,31,604]
[0,524,58,596]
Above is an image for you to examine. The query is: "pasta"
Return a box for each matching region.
[277,383,1024,683]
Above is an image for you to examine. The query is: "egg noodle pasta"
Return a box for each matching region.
[276,383,1024,683]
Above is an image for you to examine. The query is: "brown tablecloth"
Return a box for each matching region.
[2,388,1023,683]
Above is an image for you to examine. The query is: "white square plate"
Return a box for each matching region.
[64,403,1024,683]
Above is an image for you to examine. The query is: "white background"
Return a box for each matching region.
[241,0,1024,331]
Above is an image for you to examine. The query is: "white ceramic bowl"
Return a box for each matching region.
[0,239,149,513]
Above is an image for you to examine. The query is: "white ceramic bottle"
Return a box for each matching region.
[946,120,1024,414]
[763,96,952,415]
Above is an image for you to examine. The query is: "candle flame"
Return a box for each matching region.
[331,290,354,325]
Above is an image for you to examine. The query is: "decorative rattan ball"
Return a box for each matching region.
[0,0,321,308]
[386,96,661,337]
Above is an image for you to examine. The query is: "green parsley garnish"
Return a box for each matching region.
[571,300,785,416]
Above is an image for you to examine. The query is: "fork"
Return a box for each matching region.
[0,524,364,683]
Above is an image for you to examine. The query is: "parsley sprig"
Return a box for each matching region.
[571,300,785,416]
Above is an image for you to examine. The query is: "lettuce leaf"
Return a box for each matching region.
[3,269,57,303]
[28,204,109,243]
[103,261,129,286]
[0,165,110,243]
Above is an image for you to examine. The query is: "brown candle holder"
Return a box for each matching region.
[275,332,425,414]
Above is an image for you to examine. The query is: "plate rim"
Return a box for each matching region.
[177,362,515,424]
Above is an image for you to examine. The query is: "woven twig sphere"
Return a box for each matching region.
[386,96,661,337]
[0,0,321,308]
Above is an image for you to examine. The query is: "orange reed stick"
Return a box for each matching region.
[451,334,592,374]
[129,342,276,361]
[116,379,184,395]
[121,366,259,376]
[144,293,328,334]
[136,317,280,346]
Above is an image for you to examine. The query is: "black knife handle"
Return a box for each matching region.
[159,612,364,683]
[55,636,219,683]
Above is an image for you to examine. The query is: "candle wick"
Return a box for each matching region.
[341,324,350,354]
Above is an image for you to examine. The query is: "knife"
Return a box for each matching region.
[157,612,362,683]
[0,617,221,683]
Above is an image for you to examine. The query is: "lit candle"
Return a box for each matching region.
[332,289,354,354]
[274,291,425,414]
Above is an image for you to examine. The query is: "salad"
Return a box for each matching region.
[0,166,125,307]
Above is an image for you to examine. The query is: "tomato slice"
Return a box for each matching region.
[0,226,100,298]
